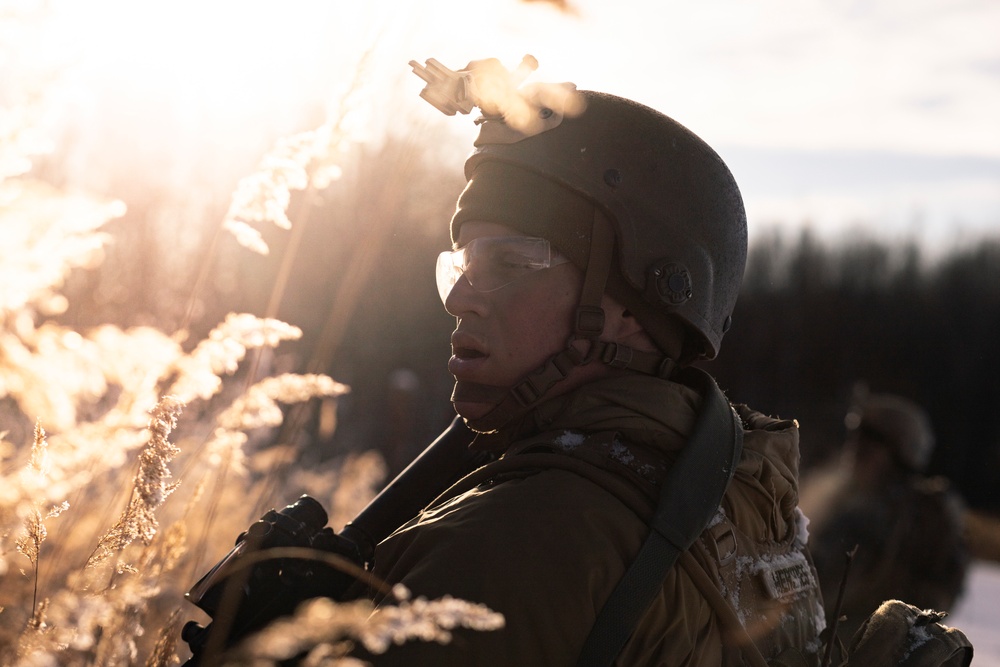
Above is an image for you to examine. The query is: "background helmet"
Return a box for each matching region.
[452,89,748,360]
[845,391,936,472]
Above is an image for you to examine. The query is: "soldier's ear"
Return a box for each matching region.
[618,308,648,334]
[602,302,657,352]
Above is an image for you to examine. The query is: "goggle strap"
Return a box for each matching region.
[574,210,615,339]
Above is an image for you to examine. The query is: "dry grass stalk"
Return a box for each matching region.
[221,82,360,257]
[167,313,303,404]
[145,608,183,667]
[217,373,349,431]
[12,422,69,622]
[225,589,504,666]
[86,397,184,572]
[222,124,334,255]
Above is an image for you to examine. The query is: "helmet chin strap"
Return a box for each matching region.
[456,210,677,440]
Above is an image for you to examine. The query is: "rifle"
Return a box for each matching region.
[180,415,484,665]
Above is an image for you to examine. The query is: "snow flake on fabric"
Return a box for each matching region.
[793,507,810,548]
[707,507,728,529]
[610,440,636,465]
[609,436,659,479]
[554,430,585,450]
[902,623,934,662]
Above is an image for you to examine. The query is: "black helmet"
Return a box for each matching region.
[452,86,747,360]
[846,391,935,472]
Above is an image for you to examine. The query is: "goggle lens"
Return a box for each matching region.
[435,236,568,304]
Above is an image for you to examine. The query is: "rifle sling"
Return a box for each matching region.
[575,366,744,667]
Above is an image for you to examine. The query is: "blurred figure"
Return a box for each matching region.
[802,388,969,644]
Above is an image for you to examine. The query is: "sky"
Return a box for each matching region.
[5,0,999,254]
[415,0,1000,250]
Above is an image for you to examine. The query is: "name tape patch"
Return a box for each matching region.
[758,558,817,600]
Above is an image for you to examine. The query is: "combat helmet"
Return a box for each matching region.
[845,390,936,472]
[411,57,747,432]
[457,88,747,362]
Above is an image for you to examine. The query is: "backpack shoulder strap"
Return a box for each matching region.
[575,367,743,667]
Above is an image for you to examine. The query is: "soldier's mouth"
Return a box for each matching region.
[454,347,486,360]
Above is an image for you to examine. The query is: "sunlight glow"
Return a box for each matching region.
[5,0,997,240]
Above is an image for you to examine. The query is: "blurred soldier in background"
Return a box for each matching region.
[355,59,826,666]
[801,388,969,644]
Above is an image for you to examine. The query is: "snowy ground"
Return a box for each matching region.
[947,559,1000,666]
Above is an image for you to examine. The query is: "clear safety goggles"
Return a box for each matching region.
[435,236,570,304]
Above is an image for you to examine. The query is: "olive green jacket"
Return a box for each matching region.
[364,375,825,666]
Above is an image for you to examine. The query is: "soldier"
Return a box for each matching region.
[354,60,826,666]
[803,390,969,646]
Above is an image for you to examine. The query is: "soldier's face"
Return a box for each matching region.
[444,221,581,420]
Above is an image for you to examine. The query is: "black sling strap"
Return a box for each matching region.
[575,367,744,667]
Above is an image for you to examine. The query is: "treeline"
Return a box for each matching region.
[707,232,1000,510]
